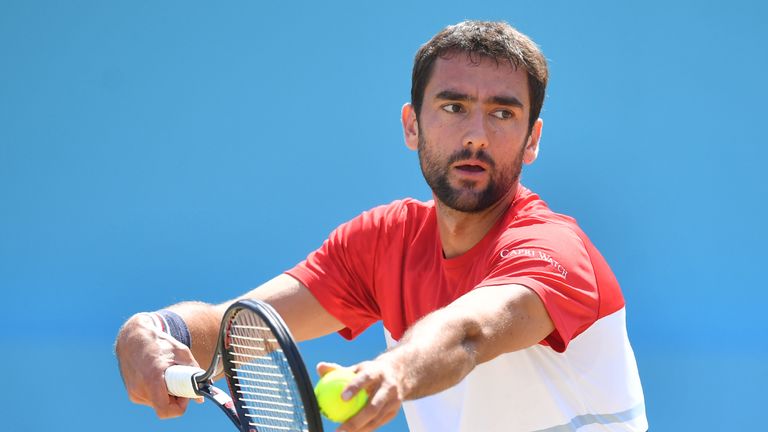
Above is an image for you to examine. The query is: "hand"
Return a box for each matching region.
[317,357,404,432]
[115,313,202,418]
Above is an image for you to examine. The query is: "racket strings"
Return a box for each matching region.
[227,311,309,432]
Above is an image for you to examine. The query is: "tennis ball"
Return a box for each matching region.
[314,368,368,423]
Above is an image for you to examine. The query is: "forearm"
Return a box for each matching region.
[140,274,341,363]
[330,296,499,432]
[380,308,480,400]
[114,299,226,373]
[115,273,342,418]
[377,284,553,400]
[162,301,224,370]
[114,302,222,386]
[118,274,342,366]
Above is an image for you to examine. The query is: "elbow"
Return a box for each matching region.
[457,317,484,372]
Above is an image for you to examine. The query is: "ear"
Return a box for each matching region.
[401,103,419,151]
[523,118,543,165]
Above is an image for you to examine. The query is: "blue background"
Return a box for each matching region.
[1,1,766,430]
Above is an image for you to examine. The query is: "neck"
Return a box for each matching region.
[436,183,519,259]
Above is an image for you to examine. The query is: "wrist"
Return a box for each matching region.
[136,312,164,331]
[155,309,191,348]
[115,313,156,357]
[131,310,192,348]
[376,350,409,400]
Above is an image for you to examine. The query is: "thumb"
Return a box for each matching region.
[316,361,344,377]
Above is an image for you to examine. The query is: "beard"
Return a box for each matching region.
[417,128,525,213]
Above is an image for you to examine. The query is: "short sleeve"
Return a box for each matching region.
[286,208,385,340]
[477,224,600,352]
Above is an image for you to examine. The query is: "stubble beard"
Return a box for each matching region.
[417,129,525,213]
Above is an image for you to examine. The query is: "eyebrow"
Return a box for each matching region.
[435,90,524,108]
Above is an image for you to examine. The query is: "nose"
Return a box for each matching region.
[462,111,489,150]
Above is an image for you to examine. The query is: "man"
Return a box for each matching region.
[116,20,647,432]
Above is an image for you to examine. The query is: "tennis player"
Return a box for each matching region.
[116,20,648,432]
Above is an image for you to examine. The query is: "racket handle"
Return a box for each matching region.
[165,365,205,398]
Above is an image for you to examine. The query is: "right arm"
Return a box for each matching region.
[115,273,343,418]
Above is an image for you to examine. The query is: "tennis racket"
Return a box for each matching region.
[164,299,324,432]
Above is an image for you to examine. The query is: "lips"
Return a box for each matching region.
[455,164,485,172]
[453,160,489,173]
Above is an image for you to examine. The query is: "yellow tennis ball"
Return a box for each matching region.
[314,368,368,423]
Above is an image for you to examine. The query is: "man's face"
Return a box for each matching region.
[404,53,541,213]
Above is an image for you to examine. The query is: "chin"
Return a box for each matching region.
[442,193,495,213]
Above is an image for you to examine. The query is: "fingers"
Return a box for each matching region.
[129,389,189,418]
[163,396,191,418]
[154,339,202,414]
[128,391,149,405]
[148,371,188,418]
[167,335,199,368]
[316,361,343,377]
[338,382,400,432]
[340,362,376,401]
[315,360,403,432]
[339,403,399,432]
[117,314,200,419]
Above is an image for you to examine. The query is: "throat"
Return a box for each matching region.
[434,182,519,258]
[436,203,507,259]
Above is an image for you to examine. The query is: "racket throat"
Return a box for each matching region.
[202,386,242,429]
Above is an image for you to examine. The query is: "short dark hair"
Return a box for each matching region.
[411,20,549,131]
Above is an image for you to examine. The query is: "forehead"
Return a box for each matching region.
[425,53,529,104]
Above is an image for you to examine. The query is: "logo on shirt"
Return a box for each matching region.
[499,248,568,279]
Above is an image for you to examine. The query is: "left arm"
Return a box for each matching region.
[326,283,554,432]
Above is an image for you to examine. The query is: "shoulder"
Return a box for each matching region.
[494,186,624,312]
[366,198,433,218]
[491,187,598,276]
[503,186,587,247]
[355,198,434,229]
[334,198,434,239]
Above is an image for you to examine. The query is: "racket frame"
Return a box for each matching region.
[221,299,324,432]
[183,299,323,432]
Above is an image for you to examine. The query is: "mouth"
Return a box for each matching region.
[453,161,488,173]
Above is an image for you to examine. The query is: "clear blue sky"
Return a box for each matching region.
[1,1,766,430]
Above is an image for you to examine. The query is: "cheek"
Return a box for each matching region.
[424,112,461,135]
[492,134,528,164]
[485,119,523,145]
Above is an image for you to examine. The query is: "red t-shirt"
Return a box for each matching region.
[287,185,624,352]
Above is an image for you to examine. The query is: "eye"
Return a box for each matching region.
[441,104,464,113]
[491,109,514,120]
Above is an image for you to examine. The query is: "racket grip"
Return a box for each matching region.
[165,365,205,398]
